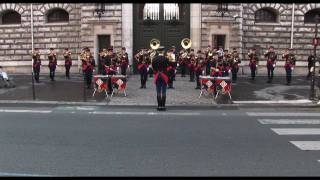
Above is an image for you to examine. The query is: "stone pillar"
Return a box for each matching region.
[122,3,133,65]
[190,3,201,51]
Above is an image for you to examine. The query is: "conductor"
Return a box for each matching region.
[152,46,169,111]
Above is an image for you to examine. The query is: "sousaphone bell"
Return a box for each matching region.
[181,38,192,50]
[150,38,160,50]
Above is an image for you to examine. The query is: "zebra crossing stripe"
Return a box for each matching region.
[290,141,320,150]
[271,128,320,135]
[247,112,320,117]
[258,119,320,124]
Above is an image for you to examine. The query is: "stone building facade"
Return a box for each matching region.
[0,3,319,73]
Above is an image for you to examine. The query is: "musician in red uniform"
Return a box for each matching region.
[222,49,231,77]
[166,49,175,89]
[48,48,57,81]
[63,48,72,79]
[82,49,95,89]
[195,50,204,89]
[152,46,169,111]
[283,48,296,85]
[230,48,241,83]
[188,49,196,82]
[171,46,178,81]
[135,49,148,89]
[120,47,129,76]
[248,48,259,80]
[32,48,41,83]
[264,46,277,83]
[179,49,188,77]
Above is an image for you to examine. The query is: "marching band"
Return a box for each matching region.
[31,38,302,108]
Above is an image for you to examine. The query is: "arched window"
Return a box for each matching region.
[304,9,320,23]
[46,8,69,23]
[255,8,278,23]
[0,10,21,25]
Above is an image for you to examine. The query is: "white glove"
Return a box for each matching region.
[202,70,205,75]
[177,63,180,67]
[147,67,150,71]
[256,65,258,67]
[228,69,231,73]
[291,67,294,71]
[273,64,276,68]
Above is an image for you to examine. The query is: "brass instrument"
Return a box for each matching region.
[150,38,160,50]
[181,38,192,50]
[180,49,189,59]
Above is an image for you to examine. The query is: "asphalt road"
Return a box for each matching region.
[0,105,319,176]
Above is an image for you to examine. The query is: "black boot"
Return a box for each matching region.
[157,96,161,111]
[143,80,147,88]
[162,96,166,111]
[140,79,143,89]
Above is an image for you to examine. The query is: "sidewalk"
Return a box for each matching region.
[0,72,316,107]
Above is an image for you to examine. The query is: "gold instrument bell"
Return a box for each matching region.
[181,38,192,50]
[150,38,160,50]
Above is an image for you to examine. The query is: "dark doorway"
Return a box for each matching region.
[97,35,110,73]
[212,34,226,49]
[133,3,190,73]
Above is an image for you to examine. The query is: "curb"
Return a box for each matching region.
[0,100,318,109]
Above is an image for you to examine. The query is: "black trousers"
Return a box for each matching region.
[34,68,40,82]
[189,70,195,81]
[195,73,201,88]
[180,64,186,77]
[250,65,256,79]
[168,71,174,88]
[49,67,56,80]
[286,68,292,84]
[267,66,274,80]
[140,69,148,87]
[65,65,71,78]
[85,70,93,88]
[149,67,153,77]
[121,66,126,76]
[231,68,239,82]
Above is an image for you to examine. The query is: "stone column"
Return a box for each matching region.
[190,3,201,51]
[122,3,133,65]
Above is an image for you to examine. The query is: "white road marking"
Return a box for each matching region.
[0,109,52,113]
[247,112,320,117]
[234,99,312,104]
[290,141,320,150]
[258,119,320,124]
[89,111,200,116]
[0,172,51,176]
[271,128,320,135]
[76,106,96,111]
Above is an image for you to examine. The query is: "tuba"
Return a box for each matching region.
[149,39,160,62]
[181,38,192,50]
[150,38,160,50]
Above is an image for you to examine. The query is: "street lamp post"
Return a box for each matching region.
[31,4,36,100]
[310,15,319,100]
[95,3,106,19]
